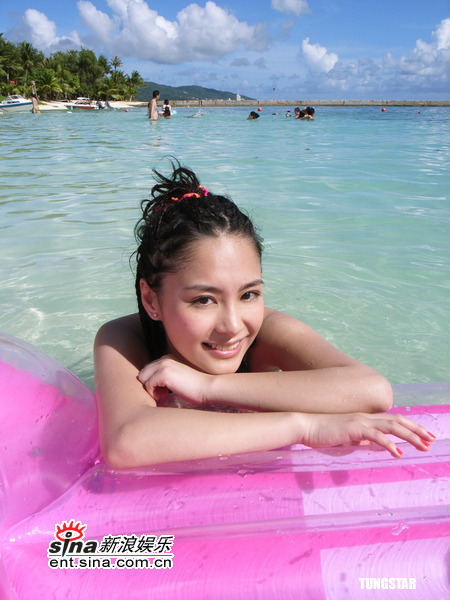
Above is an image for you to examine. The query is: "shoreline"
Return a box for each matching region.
[37,99,450,111]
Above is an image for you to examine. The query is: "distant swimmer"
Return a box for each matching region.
[162,99,173,115]
[188,111,205,118]
[295,107,314,120]
[303,106,315,119]
[247,111,260,120]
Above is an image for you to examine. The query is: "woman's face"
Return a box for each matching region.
[149,234,264,375]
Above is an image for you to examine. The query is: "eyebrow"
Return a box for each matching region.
[184,279,264,293]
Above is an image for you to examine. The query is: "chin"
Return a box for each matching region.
[204,357,244,375]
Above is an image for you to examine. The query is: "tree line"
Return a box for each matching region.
[0,35,144,101]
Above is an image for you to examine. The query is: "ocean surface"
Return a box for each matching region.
[1,105,448,390]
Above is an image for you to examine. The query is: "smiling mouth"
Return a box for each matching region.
[203,341,240,352]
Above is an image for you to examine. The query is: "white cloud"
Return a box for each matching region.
[77,1,115,45]
[381,18,450,93]
[301,37,338,73]
[23,9,58,48]
[294,19,450,97]
[271,0,310,17]
[22,9,81,51]
[430,16,450,50]
[9,0,270,65]
[75,0,270,63]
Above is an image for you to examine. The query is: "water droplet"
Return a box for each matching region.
[167,499,185,511]
[237,469,254,478]
[391,522,409,536]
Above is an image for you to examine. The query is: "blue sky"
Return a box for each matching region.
[3,0,450,99]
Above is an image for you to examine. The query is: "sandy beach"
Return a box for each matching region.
[38,100,146,111]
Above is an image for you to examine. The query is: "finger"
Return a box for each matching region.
[385,413,436,442]
[137,365,154,383]
[364,419,432,453]
[141,378,169,400]
[368,414,436,449]
[359,427,402,458]
[383,422,433,451]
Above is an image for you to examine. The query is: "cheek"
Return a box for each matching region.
[248,304,265,331]
[167,311,209,343]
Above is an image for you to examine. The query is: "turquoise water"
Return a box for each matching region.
[1,105,449,389]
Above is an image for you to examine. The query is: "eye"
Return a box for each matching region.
[241,290,261,301]
[192,296,214,306]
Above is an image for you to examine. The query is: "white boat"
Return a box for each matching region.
[0,95,33,113]
[64,97,99,110]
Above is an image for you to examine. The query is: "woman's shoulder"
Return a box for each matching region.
[253,306,359,372]
[96,313,142,339]
[95,314,149,369]
[250,307,311,370]
[261,306,307,328]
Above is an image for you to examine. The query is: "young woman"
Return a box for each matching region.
[94,161,435,468]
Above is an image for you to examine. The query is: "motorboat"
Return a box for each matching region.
[64,97,99,110]
[0,95,33,113]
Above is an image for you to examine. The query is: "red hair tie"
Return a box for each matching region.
[171,186,209,202]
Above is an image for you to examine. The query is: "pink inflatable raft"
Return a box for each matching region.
[0,332,449,599]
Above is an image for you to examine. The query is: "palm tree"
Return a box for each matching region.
[19,41,38,90]
[111,56,123,73]
[98,54,110,76]
[98,76,120,100]
[54,64,80,99]
[126,70,144,100]
[0,38,23,93]
[36,69,63,100]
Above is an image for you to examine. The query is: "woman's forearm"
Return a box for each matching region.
[103,402,433,469]
[205,365,393,414]
[105,407,299,468]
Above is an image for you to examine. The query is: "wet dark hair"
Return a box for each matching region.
[134,159,263,360]
[306,106,315,116]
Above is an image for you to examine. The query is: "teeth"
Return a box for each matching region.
[207,341,239,351]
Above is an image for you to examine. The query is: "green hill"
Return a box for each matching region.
[137,82,254,102]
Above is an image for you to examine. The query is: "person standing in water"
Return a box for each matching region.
[94,160,435,468]
[31,94,40,114]
[148,90,160,120]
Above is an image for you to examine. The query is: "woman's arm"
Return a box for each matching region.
[239,308,393,413]
[94,315,299,467]
[95,315,432,469]
[138,308,393,414]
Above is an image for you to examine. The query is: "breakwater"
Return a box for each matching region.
[168,99,449,108]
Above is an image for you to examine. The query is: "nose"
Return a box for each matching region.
[214,302,242,338]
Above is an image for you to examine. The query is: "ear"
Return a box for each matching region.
[140,279,161,320]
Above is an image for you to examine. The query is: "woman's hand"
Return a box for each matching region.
[137,355,212,404]
[299,412,436,458]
